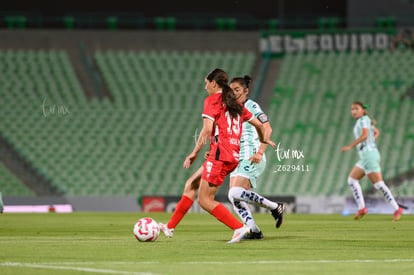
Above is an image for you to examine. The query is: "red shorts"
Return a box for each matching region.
[202,159,238,186]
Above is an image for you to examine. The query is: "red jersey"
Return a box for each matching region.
[202,92,253,163]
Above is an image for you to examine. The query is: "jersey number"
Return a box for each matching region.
[225,111,241,136]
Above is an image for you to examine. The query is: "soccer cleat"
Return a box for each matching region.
[158,223,174,238]
[354,207,368,220]
[392,207,403,222]
[227,225,250,244]
[271,203,286,228]
[245,230,264,240]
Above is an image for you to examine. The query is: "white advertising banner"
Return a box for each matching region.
[260,31,396,54]
[345,196,414,214]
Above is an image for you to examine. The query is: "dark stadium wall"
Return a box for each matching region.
[347,0,414,27]
[0,29,261,52]
[2,0,346,19]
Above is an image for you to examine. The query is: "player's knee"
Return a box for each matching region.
[228,186,245,204]
[228,187,239,201]
[197,195,207,210]
[183,179,193,192]
[348,176,358,185]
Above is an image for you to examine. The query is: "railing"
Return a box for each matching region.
[1,12,414,31]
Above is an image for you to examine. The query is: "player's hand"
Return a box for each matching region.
[341,145,352,152]
[264,140,276,148]
[183,152,197,169]
[249,152,263,164]
[204,151,210,160]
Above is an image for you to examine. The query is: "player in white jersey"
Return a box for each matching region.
[341,101,403,221]
[0,192,3,213]
[228,75,285,239]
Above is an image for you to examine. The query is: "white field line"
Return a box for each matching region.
[43,259,414,265]
[0,262,162,275]
[2,259,414,267]
[181,259,414,264]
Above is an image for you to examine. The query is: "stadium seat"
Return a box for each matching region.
[0,163,34,196]
[107,16,118,30]
[63,16,75,29]
[154,17,176,30]
[4,16,16,29]
[16,16,27,28]
[268,19,280,31]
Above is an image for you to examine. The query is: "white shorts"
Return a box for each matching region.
[230,158,266,188]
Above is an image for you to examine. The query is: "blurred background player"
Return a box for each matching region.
[161,68,275,243]
[0,192,3,213]
[341,101,403,221]
[228,75,285,239]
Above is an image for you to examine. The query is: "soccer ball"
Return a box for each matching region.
[133,217,160,242]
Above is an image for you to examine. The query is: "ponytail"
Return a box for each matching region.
[231,75,252,90]
[222,84,243,119]
[243,75,252,88]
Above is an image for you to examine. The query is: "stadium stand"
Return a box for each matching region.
[259,49,414,196]
[0,163,34,196]
[395,179,414,196]
[1,45,413,198]
[0,49,256,196]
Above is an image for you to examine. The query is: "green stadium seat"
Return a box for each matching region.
[154,17,163,30]
[0,163,34,196]
[165,17,176,30]
[227,18,237,31]
[317,17,339,30]
[107,16,118,30]
[15,16,27,29]
[268,19,280,31]
[375,16,396,29]
[4,16,16,29]
[63,16,75,29]
[215,18,226,31]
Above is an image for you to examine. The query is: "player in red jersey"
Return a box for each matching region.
[159,69,275,243]
[179,68,275,243]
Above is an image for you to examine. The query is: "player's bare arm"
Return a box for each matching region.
[248,117,275,148]
[342,128,368,152]
[184,118,213,168]
[373,126,380,140]
[249,122,272,164]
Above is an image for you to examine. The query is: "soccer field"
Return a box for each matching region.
[1,213,413,275]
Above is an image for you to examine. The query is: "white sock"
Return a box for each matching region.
[237,201,260,233]
[373,181,399,211]
[228,188,260,232]
[228,186,278,210]
[348,177,365,210]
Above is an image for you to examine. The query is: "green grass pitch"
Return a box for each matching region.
[1,212,413,274]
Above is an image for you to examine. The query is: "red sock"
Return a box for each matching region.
[167,195,193,229]
[211,203,243,230]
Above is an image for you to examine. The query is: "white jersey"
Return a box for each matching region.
[239,99,268,160]
[353,115,377,153]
